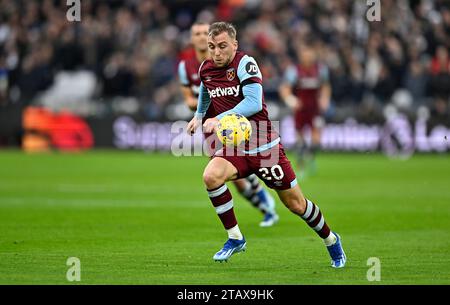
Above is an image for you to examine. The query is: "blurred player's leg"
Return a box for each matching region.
[245,174,279,227]
[296,131,320,179]
[295,133,309,179]
[203,157,246,262]
[276,184,346,268]
[308,116,325,176]
[295,116,324,179]
[233,175,279,227]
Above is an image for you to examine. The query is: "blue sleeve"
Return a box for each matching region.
[217,83,263,119]
[194,82,211,118]
[319,64,330,83]
[283,65,298,85]
[237,55,262,82]
[178,60,189,86]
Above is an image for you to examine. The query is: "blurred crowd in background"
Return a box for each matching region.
[0,0,450,125]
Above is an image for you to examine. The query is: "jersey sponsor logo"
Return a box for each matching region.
[299,77,320,89]
[245,62,258,75]
[226,68,235,81]
[274,181,283,187]
[207,85,240,98]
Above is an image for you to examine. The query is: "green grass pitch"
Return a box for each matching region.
[0,150,449,284]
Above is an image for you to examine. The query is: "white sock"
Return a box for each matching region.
[323,232,337,246]
[227,224,243,240]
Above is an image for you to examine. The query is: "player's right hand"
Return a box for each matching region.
[285,95,301,111]
[202,117,219,134]
[186,116,202,135]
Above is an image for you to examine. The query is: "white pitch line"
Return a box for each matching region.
[0,182,200,195]
[0,197,207,207]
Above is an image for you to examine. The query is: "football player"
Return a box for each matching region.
[186,22,346,268]
[279,41,331,178]
[178,22,279,227]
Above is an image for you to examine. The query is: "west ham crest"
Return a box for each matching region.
[226,68,235,81]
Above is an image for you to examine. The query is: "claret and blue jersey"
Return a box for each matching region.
[195,51,280,153]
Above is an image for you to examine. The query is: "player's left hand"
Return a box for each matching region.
[187,116,202,135]
[203,118,220,134]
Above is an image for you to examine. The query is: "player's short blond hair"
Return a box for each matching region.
[208,22,237,40]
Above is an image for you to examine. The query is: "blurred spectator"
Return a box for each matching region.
[102,51,133,97]
[428,45,450,124]
[404,59,429,105]
[0,0,448,124]
[54,27,84,71]
[430,45,450,74]
[17,42,54,103]
[0,53,8,106]
[372,62,397,104]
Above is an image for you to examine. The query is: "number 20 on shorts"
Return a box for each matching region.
[258,165,284,181]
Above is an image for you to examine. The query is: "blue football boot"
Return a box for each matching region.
[213,237,246,262]
[259,211,279,227]
[326,232,347,268]
[256,188,279,227]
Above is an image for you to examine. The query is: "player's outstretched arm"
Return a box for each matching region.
[203,81,263,134]
[279,82,299,110]
[216,83,263,120]
[319,82,331,112]
[187,82,211,135]
[318,64,331,112]
[279,64,300,110]
[195,82,211,117]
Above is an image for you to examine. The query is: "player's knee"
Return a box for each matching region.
[286,196,306,216]
[298,196,307,213]
[203,169,224,189]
